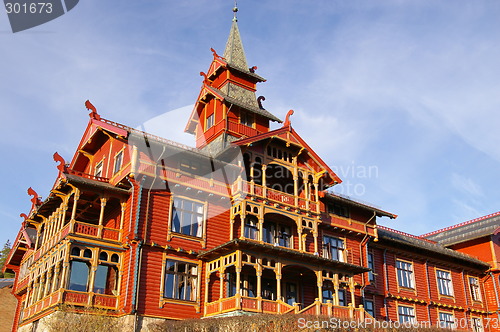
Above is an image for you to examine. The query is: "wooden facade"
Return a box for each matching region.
[3,16,500,332]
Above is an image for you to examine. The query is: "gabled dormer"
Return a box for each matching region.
[185,19,281,155]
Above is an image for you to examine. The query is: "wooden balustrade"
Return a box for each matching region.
[204,296,369,319]
[22,290,117,322]
[232,178,319,212]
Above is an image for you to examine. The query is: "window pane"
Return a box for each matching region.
[93,265,109,294]
[68,261,89,292]
[171,198,204,237]
[164,260,197,301]
[164,274,175,298]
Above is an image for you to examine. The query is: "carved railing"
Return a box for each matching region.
[232,178,319,213]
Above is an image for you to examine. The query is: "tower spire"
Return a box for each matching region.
[223,2,248,71]
[232,0,238,22]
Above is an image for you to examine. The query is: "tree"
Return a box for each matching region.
[0,240,14,278]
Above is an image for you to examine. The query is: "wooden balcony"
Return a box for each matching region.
[22,289,118,321]
[232,179,319,213]
[204,295,367,319]
[205,296,295,317]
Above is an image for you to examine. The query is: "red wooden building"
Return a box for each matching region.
[3,13,500,332]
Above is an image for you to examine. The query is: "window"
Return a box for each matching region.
[113,151,123,174]
[68,261,90,292]
[472,317,484,332]
[469,276,482,302]
[438,312,455,329]
[241,111,254,127]
[171,197,204,237]
[163,260,198,301]
[338,289,346,306]
[323,236,345,262]
[95,161,103,178]
[398,305,416,324]
[364,299,375,317]
[327,203,349,218]
[244,216,259,240]
[396,260,414,289]
[436,270,454,296]
[206,113,214,129]
[263,222,292,248]
[93,265,118,295]
[367,252,375,282]
[322,281,334,303]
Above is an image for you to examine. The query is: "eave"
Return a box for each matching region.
[198,239,369,275]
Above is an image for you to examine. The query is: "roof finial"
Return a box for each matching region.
[232,0,238,22]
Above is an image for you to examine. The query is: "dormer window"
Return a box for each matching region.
[241,111,254,127]
[206,113,214,130]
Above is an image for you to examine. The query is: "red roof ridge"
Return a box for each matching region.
[421,211,500,238]
[378,225,437,243]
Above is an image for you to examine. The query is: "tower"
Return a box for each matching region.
[185,10,282,155]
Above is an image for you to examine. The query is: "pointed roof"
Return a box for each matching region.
[232,124,342,186]
[223,20,248,71]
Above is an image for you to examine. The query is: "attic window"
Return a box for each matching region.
[327,203,349,218]
[241,112,254,127]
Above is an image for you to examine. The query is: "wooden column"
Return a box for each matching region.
[204,273,210,316]
[70,189,80,233]
[349,276,355,306]
[256,263,263,311]
[219,267,225,313]
[293,175,299,207]
[313,222,319,255]
[316,271,323,303]
[119,202,126,241]
[52,264,61,293]
[276,263,282,302]
[98,197,107,238]
[333,274,340,306]
[262,164,267,197]
[235,252,242,309]
[314,181,320,213]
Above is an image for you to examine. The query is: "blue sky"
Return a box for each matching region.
[2,1,500,248]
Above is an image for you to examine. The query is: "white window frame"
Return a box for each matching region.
[396,259,415,289]
[436,269,454,297]
[469,276,482,302]
[170,197,205,238]
[438,312,456,329]
[323,235,345,262]
[397,305,416,324]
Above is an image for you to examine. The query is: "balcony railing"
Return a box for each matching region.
[232,178,319,213]
[205,295,368,319]
[22,289,118,321]
[205,296,294,317]
[20,221,121,277]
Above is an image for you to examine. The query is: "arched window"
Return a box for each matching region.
[244,215,259,240]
